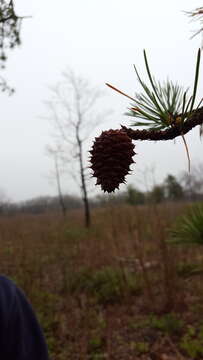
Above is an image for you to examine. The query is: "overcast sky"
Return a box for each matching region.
[0,0,202,201]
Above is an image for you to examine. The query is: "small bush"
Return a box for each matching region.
[65,226,89,241]
[87,333,107,360]
[168,202,203,245]
[149,313,184,336]
[180,325,203,359]
[176,262,203,278]
[130,341,149,355]
[33,291,60,355]
[65,266,141,304]
[88,335,104,352]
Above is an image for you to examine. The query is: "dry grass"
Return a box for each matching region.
[0,202,203,359]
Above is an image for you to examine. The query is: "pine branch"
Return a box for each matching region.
[121,107,203,141]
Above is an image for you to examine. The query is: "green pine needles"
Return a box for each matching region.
[186,7,203,40]
[106,49,202,171]
[168,203,203,245]
[107,49,201,131]
[127,49,201,131]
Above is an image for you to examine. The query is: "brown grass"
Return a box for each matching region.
[0,202,203,359]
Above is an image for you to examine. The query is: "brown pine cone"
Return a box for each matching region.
[90,129,136,192]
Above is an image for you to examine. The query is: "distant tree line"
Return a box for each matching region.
[126,174,184,206]
[0,164,203,216]
[0,194,83,216]
[125,168,203,206]
[95,164,203,207]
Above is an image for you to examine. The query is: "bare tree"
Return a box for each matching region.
[46,145,67,217]
[45,69,106,227]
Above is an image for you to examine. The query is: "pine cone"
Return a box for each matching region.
[90,129,136,192]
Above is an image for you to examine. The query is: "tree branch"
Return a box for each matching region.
[122,107,203,141]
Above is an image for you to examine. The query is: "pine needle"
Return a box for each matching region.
[181,133,191,172]
[105,83,136,102]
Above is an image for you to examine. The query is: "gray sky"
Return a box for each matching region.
[0,0,203,201]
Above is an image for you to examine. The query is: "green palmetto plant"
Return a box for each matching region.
[106,49,202,171]
[168,203,203,245]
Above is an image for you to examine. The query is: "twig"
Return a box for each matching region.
[121,107,203,141]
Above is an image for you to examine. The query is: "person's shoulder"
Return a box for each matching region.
[0,275,17,295]
[0,275,17,334]
[0,274,17,304]
[0,275,16,285]
[0,275,19,314]
[0,275,50,359]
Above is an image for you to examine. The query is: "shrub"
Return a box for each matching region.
[180,325,203,359]
[65,266,141,304]
[168,202,203,245]
[176,262,203,278]
[149,313,184,336]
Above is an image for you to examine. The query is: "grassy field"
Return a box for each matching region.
[1,202,203,359]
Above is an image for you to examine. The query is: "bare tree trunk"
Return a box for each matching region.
[54,155,67,217]
[45,71,103,226]
[76,124,91,227]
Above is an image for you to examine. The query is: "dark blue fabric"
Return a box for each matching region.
[0,275,49,359]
